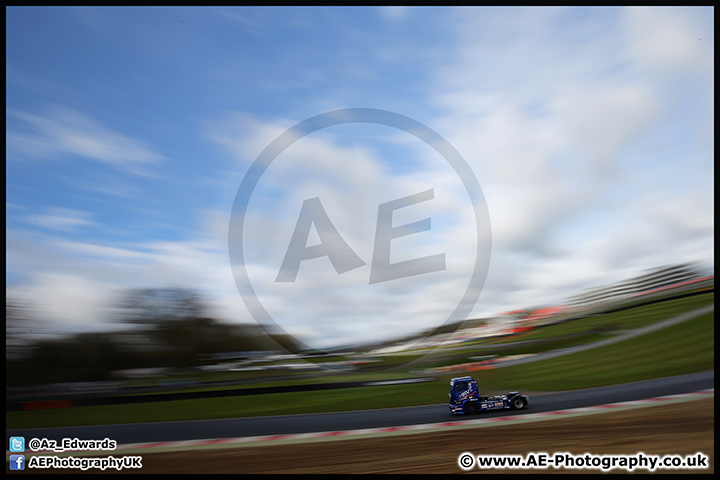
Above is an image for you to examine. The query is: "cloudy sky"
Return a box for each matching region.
[6,7,714,349]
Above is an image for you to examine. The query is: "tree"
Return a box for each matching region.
[6,298,44,361]
[113,287,302,368]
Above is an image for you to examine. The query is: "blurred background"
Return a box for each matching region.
[6,7,713,397]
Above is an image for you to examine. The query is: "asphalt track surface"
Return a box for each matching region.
[6,302,714,450]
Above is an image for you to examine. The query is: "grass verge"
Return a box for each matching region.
[6,293,713,429]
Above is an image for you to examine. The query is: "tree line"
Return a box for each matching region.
[6,287,300,387]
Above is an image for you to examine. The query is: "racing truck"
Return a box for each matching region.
[448,376,529,415]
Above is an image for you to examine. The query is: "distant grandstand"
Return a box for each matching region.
[567,263,708,309]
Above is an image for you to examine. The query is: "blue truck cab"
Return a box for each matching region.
[448,376,528,415]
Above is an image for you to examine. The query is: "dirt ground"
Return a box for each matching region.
[19,397,714,474]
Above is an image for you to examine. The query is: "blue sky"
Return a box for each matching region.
[6,7,714,349]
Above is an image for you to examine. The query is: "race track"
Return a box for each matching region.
[6,370,713,449]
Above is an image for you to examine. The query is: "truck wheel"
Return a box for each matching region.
[465,402,479,415]
[511,397,526,410]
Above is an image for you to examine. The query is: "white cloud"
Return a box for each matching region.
[379,6,410,23]
[7,213,243,333]
[22,207,96,231]
[550,82,662,173]
[425,7,713,319]
[7,107,163,174]
[622,7,714,74]
[8,273,117,333]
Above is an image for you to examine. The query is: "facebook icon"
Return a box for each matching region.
[9,455,25,470]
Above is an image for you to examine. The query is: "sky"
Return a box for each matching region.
[6,7,714,350]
